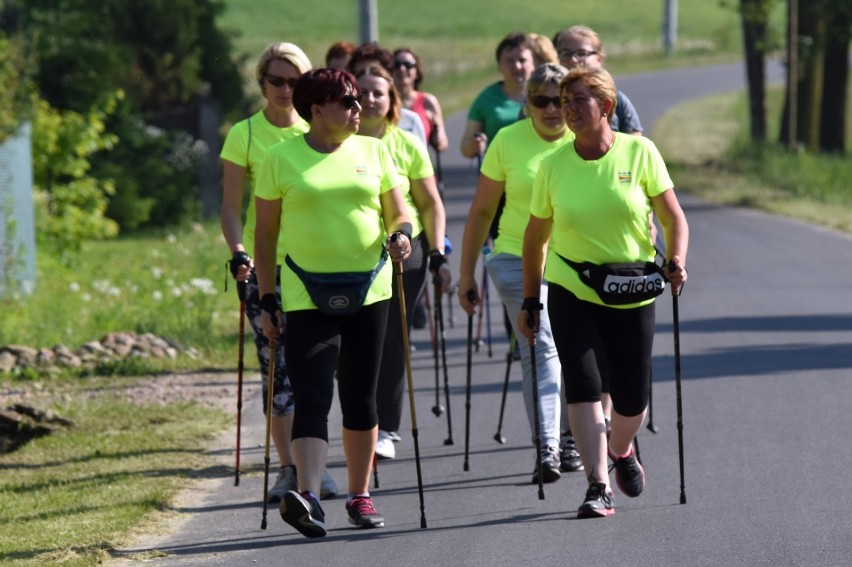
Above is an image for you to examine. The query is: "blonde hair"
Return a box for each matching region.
[255,42,312,94]
[554,25,605,58]
[527,33,559,66]
[559,66,617,120]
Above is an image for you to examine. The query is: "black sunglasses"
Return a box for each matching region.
[529,95,562,109]
[265,75,298,88]
[339,94,363,109]
[393,60,416,70]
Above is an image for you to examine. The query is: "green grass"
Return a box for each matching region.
[654,87,852,234]
[0,393,229,566]
[218,0,779,114]
[0,221,241,373]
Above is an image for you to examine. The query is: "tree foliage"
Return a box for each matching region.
[31,94,120,261]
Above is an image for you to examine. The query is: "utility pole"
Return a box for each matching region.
[359,0,378,44]
[663,0,678,55]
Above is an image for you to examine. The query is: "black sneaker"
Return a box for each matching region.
[346,496,385,529]
[559,435,584,472]
[577,482,615,518]
[608,445,645,497]
[531,445,562,484]
[280,491,327,538]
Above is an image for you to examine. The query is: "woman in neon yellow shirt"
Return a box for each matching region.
[355,64,449,460]
[459,63,580,485]
[520,66,688,519]
[254,68,412,538]
[219,42,336,502]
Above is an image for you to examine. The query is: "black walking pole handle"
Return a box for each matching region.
[237,280,248,302]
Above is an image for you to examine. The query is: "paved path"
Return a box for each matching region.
[112,62,852,566]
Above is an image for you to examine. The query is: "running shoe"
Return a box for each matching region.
[531,445,562,484]
[577,482,615,518]
[346,496,385,529]
[280,491,326,538]
[608,445,645,497]
[375,430,396,460]
[320,468,338,499]
[559,434,584,472]
[267,466,297,503]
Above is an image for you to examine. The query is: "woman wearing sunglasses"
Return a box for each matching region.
[459,63,580,487]
[219,42,338,506]
[254,67,413,538]
[391,48,448,153]
[355,64,449,461]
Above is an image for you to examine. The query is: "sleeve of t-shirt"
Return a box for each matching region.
[377,143,405,193]
[220,120,248,166]
[405,132,435,180]
[615,91,643,133]
[254,150,281,201]
[467,88,488,123]
[529,156,553,219]
[640,138,673,198]
[480,129,506,181]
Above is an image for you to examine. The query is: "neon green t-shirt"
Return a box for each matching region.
[530,133,672,308]
[378,125,434,239]
[219,110,309,258]
[480,118,574,257]
[255,135,403,312]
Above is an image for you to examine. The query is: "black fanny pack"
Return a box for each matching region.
[558,253,667,305]
[285,248,388,315]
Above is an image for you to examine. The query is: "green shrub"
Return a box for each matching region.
[31,94,120,262]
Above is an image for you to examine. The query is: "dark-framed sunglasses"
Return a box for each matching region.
[393,60,416,71]
[339,94,363,109]
[265,75,299,88]
[529,95,562,109]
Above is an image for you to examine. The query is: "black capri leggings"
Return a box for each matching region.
[548,283,655,417]
[284,299,390,441]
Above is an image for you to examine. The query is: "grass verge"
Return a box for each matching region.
[0,385,230,566]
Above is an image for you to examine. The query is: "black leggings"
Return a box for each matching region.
[548,284,655,417]
[375,234,427,432]
[284,300,390,441]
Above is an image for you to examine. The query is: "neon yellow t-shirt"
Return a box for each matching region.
[219,110,309,258]
[480,118,574,257]
[255,135,403,312]
[377,125,434,238]
[530,133,672,308]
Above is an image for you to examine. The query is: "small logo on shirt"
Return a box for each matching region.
[355,165,368,175]
[618,171,633,183]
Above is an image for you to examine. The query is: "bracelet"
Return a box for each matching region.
[521,297,543,312]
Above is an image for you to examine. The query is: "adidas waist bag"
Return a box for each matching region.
[285,249,387,315]
[558,254,667,305]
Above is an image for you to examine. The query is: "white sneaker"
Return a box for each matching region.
[320,468,338,499]
[375,430,396,460]
[387,431,402,442]
[267,466,297,503]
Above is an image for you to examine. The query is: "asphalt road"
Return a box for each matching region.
[111,61,852,566]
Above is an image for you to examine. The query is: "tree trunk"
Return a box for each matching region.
[818,1,851,153]
[796,0,827,151]
[740,0,769,142]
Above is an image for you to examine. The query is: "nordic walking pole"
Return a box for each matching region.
[260,336,276,530]
[524,303,545,500]
[438,282,454,446]
[464,290,475,471]
[475,264,486,352]
[673,282,687,504]
[372,454,380,489]
[428,286,444,417]
[646,370,659,433]
[483,268,493,358]
[234,280,247,486]
[493,333,516,444]
[394,258,428,528]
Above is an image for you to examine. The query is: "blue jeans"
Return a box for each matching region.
[485,252,561,449]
